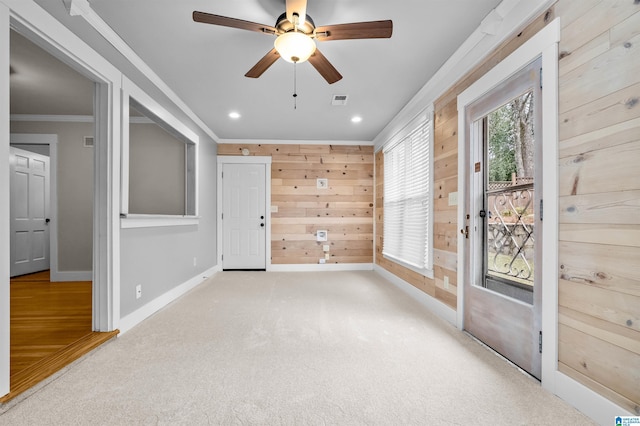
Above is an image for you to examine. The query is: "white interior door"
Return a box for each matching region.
[10,146,50,277]
[222,162,267,270]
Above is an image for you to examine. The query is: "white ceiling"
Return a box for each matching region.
[14,0,503,142]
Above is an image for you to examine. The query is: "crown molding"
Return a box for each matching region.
[10,114,153,124]
[61,0,218,143]
[373,0,556,150]
[217,138,374,146]
[10,114,93,123]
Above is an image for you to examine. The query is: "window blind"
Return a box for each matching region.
[383,113,431,270]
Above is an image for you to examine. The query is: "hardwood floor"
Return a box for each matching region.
[1,271,118,403]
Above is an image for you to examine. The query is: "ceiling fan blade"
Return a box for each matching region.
[308,49,342,84]
[286,0,307,26]
[315,20,393,41]
[193,11,277,34]
[245,48,281,78]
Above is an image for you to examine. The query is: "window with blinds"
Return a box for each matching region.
[383,111,432,273]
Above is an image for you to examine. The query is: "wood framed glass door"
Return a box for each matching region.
[463,57,543,379]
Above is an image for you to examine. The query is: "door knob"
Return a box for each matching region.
[260,223,265,227]
[260,215,264,220]
[45,218,50,224]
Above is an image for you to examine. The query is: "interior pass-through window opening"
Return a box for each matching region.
[122,89,198,221]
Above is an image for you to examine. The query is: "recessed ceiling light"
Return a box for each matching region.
[228,112,241,119]
[351,116,362,123]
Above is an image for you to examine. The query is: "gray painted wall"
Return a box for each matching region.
[10,121,94,272]
[116,74,218,318]
[17,1,219,319]
[120,138,217,317]
[129,122,185,216]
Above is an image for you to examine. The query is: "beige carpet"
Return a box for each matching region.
[0,271,594,425]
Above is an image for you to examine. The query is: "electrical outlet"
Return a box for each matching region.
[443,276,449,290]
[319,258,326,264]
[136,284,142,299]
[324,253,330,260]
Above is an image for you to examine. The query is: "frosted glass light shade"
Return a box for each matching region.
[274,32,316,63]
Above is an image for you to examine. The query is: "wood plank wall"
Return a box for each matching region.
[555,0,640,414]
[375,9,554,311]
[377,0,640,414]
[217,144,374,265]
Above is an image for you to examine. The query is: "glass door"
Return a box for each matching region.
[463,57,542,379]
[483,90,536,304]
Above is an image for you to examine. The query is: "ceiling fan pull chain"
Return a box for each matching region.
[293,60,298,110]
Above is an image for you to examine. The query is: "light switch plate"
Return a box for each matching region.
[323,245,330,252]
[448,192,458,206]
[271,205,278,213]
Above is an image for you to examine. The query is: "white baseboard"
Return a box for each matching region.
[374,264,457,326]
[552,371,632,425]
[117,264,221,334]
[50,270,92,282]
[268,263,374,272]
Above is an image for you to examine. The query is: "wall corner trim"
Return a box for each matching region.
[62,0,90,18]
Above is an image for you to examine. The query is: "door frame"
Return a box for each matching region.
[1,0,122,397]
[457,19,559,385]
[217,155,272,271]
[9,133,59,278]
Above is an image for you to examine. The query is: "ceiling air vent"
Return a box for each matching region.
[331,95,348,106]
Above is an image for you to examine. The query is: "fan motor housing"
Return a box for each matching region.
[275,12,316,35]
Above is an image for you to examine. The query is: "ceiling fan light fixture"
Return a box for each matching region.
[274,31,316,63]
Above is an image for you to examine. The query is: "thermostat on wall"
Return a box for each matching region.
[317,230,328,241]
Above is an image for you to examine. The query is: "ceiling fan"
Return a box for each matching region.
[193,0,392,84]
